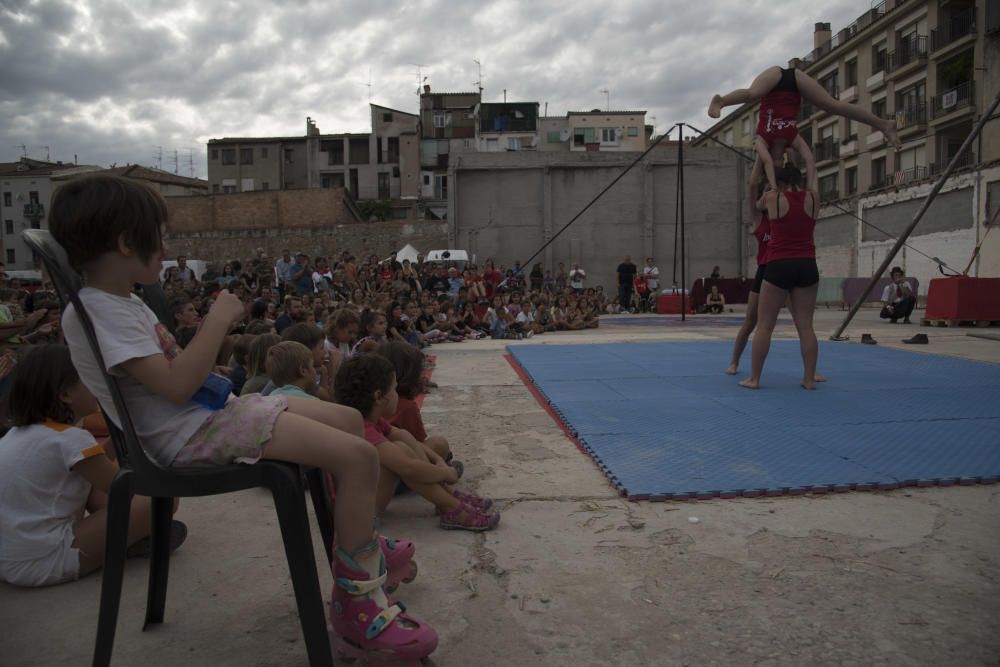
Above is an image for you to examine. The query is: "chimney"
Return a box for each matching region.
[814,22,831,50]
[306,116,319,136]
[423,84,431,94]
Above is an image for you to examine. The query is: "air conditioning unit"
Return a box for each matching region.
[942,90,958,109]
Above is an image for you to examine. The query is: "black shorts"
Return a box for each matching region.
[763,258,819,291]
[750,264,767,294]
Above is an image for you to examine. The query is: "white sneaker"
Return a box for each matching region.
[525,330,534,338]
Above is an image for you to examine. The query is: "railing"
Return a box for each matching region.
[872,50,889,75]
[887,35,928,71]
[820,188,841,203]
[932,81,975,118]
[799,0,886,65]
[895,102,927,128]
[930,151,975,174]
[882,166,930,187]
[821,79,840,99]
[23,203,44,219]
[815,139,840,162]
[931,8,976,50]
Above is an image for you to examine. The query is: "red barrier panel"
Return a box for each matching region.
[925,277,1000,321]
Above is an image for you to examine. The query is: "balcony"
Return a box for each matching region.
[931,81,975,121]
[931,8,976,53]
[930,150,976,174]
[23,202,44,219]
[887,35,928,76]
[885,166,931,187]
[814,138,840,163]
[895,102,927,137]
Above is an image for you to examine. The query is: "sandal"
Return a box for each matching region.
[439,502,500,532]
[453,487,492,511]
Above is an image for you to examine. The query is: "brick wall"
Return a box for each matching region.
[164,188,448,264]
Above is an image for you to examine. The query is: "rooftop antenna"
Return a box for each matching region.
[184,148,195,177]
[153,146,163,170]
[650,115,657,134]
[599,89,610,111]
[171,149,179,174]
[356,67,374,103]
[473,58,483,94]
[411,63,427,95]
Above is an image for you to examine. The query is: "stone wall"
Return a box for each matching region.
[164,188,447,263]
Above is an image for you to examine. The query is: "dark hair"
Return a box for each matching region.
[775,165,802,189]
[332,308,360,329]
[49,174,166,272]
[233,334,254,366]
[244,319,273,335]
[359,309,384,336]
[8,345,81,426]
[282,322,324,350]
[334,354,395,418]
[250,299,269,320]
[890,266,904,276]
[375,341,423,400]
[247,333,282,376]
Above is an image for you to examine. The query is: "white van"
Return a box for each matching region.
[424,249,473,271]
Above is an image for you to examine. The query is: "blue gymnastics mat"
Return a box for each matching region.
[508,341,1000,500]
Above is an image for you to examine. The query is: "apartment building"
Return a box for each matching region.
[537,111,649,152]
[419,86,481,214]
[0,158,101,270]
[693,0,1000,287]
[207,105,421,219]
[475,102,540,152]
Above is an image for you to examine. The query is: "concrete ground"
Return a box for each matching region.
[2,307,999,666]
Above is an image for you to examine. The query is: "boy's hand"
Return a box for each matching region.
[208,290,245,327]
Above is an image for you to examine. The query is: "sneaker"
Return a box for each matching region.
[903,333,928,344]
[452,488,492,511]
[860,333,878,345]
[525,330,534,339]
[439,502,500,531]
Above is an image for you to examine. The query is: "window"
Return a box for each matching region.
[28,191,38,204]
[4,220,12,234]
[434,174,448,199]
[819,173,838,199]
[723,128,734,144]
[423,174,431,186]
[222,185,237,194]
[212,184,220,193]
[628,126,639,137]
[261,147,269,159]
[845,59,858,87]
[210,149,218,160]
[547,131,561,143]
[325,140,344,165]
[2,192,10,207]
[433,111,447,128]
[262,182,269,191]
[872,98,887,120]
[349,138,370,164]
[6,249,14,264]
[383,112,393,122]
[820,72,838,98]
[284,148,294,164]
[221,149,236,165]
[573,128,595,146]
[872,45,888,74]
[871,157,887,188]
[378,172,390,200]
[321,175,332,189]
[240,148,253,165]
[508,137,521,150]
[846,166,858,194]
[600,128,618,144]
[741,117,751,135]
[392,166,400,178]
[387,137,399,162]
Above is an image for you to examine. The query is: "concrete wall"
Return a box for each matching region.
[163,188,448,265]
[449,147,743,292]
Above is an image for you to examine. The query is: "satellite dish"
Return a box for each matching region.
[559,128,571,142]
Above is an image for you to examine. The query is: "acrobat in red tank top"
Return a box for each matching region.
[756,69,801,147]
[754,215,771,265]
[766,190,816,261]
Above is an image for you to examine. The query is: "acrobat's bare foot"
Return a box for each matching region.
[726,364,738,375]
[708,95,723,119]
[801,379,817,390]
[738,378,760,389]
[814,372,827,382]
[882,121,901,150]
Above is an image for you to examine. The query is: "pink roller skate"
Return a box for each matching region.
[380,534,418,594]
[329,540,438,666]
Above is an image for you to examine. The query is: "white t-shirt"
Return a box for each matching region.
[569,269,586,289]
[62,288,212,467]
[881,281,912,304]
[0,422,103,562]
[643,265,660,290]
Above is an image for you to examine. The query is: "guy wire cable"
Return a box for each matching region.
[682,122,963,275]
[502,122,681,285]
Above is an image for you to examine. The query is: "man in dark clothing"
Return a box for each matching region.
[880,266,916,324]
[424,267,450,295]
[617,256,638,313]
[274,296,306,334]
[289,253,313,296]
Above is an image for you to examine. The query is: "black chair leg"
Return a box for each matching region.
[269,465,333,667]
[93,470,135,667]
[306,467,334,568]
[143,496,174,629]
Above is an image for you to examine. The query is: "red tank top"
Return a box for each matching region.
[753,215,771,265]
[756,90,801,144]
[766,190,815,261]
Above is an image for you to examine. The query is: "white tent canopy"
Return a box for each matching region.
[396,243,420,264]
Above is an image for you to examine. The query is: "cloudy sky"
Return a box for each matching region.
[2,0,868,178]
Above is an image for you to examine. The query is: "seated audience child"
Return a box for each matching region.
[324,308,359,372]
[272,323,333,400]
[266,341,318,400]
[386,301,418,347]
[0,345,186,587]
[351,309,388,355]
[416,302,447,342]
[375,341,461,469]
[228,334,253,396]
[335,354,499,531]
[239,332,281,395]
[51,175,436,656]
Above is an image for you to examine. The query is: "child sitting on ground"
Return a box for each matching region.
[335,354,499,531]
[240,332,281,395]
[0,345,186,587]
[266,341,319,400]
[351,309,388,355]
[323,307,358,372]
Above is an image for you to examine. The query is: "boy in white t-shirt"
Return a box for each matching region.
[0,345,183,587]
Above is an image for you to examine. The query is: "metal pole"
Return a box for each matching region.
[678,124,687,321]
[830,87,1000,341]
